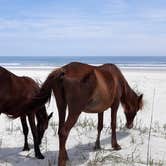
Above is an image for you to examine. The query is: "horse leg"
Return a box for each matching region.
[58,112,81,166]
[58,107,68,160]
[20,116,30,151]
[111,100,121,150]
[28,113,44,159]
[94,112,103,150]
[53,86,67,159]
[54,91,67,138]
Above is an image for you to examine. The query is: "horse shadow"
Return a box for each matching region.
[0,145,47,166]
[45,130,130,166]
[66,130,129,165]
[0,130,129,166]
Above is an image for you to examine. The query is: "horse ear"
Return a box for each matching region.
[139,94,143,101]
[48,112,53,120]
[138,94,143,110]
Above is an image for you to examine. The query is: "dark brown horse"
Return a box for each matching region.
[0,66,52,159]
[20,62,143,166]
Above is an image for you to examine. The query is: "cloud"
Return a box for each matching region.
[0,0,166,56]
[101,0,129,15]
[0,16,113,39]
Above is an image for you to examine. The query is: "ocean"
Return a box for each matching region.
[0,56,166,68]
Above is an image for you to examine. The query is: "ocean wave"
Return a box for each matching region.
[0,63,21,66]
[2,63,166,71]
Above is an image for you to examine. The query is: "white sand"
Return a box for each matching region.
[0,67,166,166]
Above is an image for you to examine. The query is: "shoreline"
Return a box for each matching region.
[0,62,166,165]
[4,65,166,73]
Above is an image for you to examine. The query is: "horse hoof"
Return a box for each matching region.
[94,145,101,150]
[58,158,67,166]
[36,154,45,159]
[113,145,121,151]
[65,155,69,161]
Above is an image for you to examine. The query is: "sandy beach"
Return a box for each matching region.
[0,66,166,166]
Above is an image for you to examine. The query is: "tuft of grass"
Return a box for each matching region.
[152,121,160,133]
[163,124,166,139]
[46,156,56,166]
[130,135,136,144]
[87,150,123,166]
[0,138,3,148]
[76,117,96,130]
[48,160,52,166]
[147,88,155,166]
[44,136,48,153]
[49,121,58,136]
[163,124,166,131]
[74,117,97,140]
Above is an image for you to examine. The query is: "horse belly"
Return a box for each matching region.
[83,99,109,113]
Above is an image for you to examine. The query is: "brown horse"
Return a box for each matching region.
[0,66,53,159]
[20,62,143,166]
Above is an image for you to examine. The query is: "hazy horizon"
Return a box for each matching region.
[0,55,165,57]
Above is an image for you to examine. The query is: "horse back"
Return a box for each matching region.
[0,67,39,115]
[100,64,128,92]
[59,62,118,113]
[0,67,38,98]
[62,62,95,79]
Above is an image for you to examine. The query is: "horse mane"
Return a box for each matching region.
[105,64,140,111]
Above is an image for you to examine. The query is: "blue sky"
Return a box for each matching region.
[0,0,166,56]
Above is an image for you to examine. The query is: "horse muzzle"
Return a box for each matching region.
[126,123,133,129]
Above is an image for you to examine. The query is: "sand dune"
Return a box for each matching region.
[0,67,165,166]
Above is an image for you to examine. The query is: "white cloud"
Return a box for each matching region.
[0,0,166,56]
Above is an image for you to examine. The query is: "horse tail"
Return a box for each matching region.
[30,68,65,110]
[12,68,65,118]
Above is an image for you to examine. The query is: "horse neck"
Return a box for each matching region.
[121,81,137,110]
[36,108,48,124]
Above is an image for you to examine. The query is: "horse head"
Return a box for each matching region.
[37,107,53,144]
[124,94,143,129]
